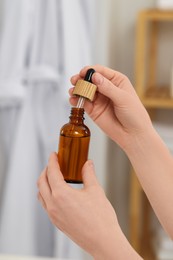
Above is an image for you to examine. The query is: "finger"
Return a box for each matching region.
[37,167,52,202]
[69,96,78,107]
[68,87,75,96]
[71,65,131,91]
[69,87,79,106]
[80,65,136,95]
[47,152,66,190]
[91,72,137,109]
[71,65,118,88]
[80,65,122,83]
[91,72,124,106]
[82,160,99,188]
[70,74,82,85]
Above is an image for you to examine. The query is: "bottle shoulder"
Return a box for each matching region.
[60,122,90,137]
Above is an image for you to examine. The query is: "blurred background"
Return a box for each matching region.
[0,0,173,259]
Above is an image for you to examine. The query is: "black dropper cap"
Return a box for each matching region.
[84,68,95,83]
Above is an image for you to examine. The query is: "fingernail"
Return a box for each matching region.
[93,72,103,85]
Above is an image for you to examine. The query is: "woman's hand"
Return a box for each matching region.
[37,153,142,260]
[70,64,153,151]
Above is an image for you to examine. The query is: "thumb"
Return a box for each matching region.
[82,160,99,188]
[92,72,124,106]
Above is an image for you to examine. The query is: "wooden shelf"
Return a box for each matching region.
[140,9,173,21]
[141,86,173,108]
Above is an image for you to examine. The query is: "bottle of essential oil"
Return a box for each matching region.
[58,68,97,183]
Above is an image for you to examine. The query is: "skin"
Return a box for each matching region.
[38,156,141,259]
[37,64,173,259]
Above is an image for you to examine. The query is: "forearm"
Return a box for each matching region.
[93,225,142,260]
[125,126,173,238]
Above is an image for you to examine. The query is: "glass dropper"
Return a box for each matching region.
[74,68,96,108]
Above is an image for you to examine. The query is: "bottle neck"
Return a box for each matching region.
[69,107,85,124]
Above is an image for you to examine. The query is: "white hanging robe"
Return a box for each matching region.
[0,0,95,259]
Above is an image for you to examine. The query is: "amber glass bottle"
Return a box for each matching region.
[58,107,90,183]
[57,68,97,183]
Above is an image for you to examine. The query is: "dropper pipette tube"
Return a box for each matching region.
[76,96,85,108]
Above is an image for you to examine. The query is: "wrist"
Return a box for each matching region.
[123,124,157,160]
[92,226,142,260]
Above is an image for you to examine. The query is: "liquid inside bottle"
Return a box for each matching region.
[58,107,90,183]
